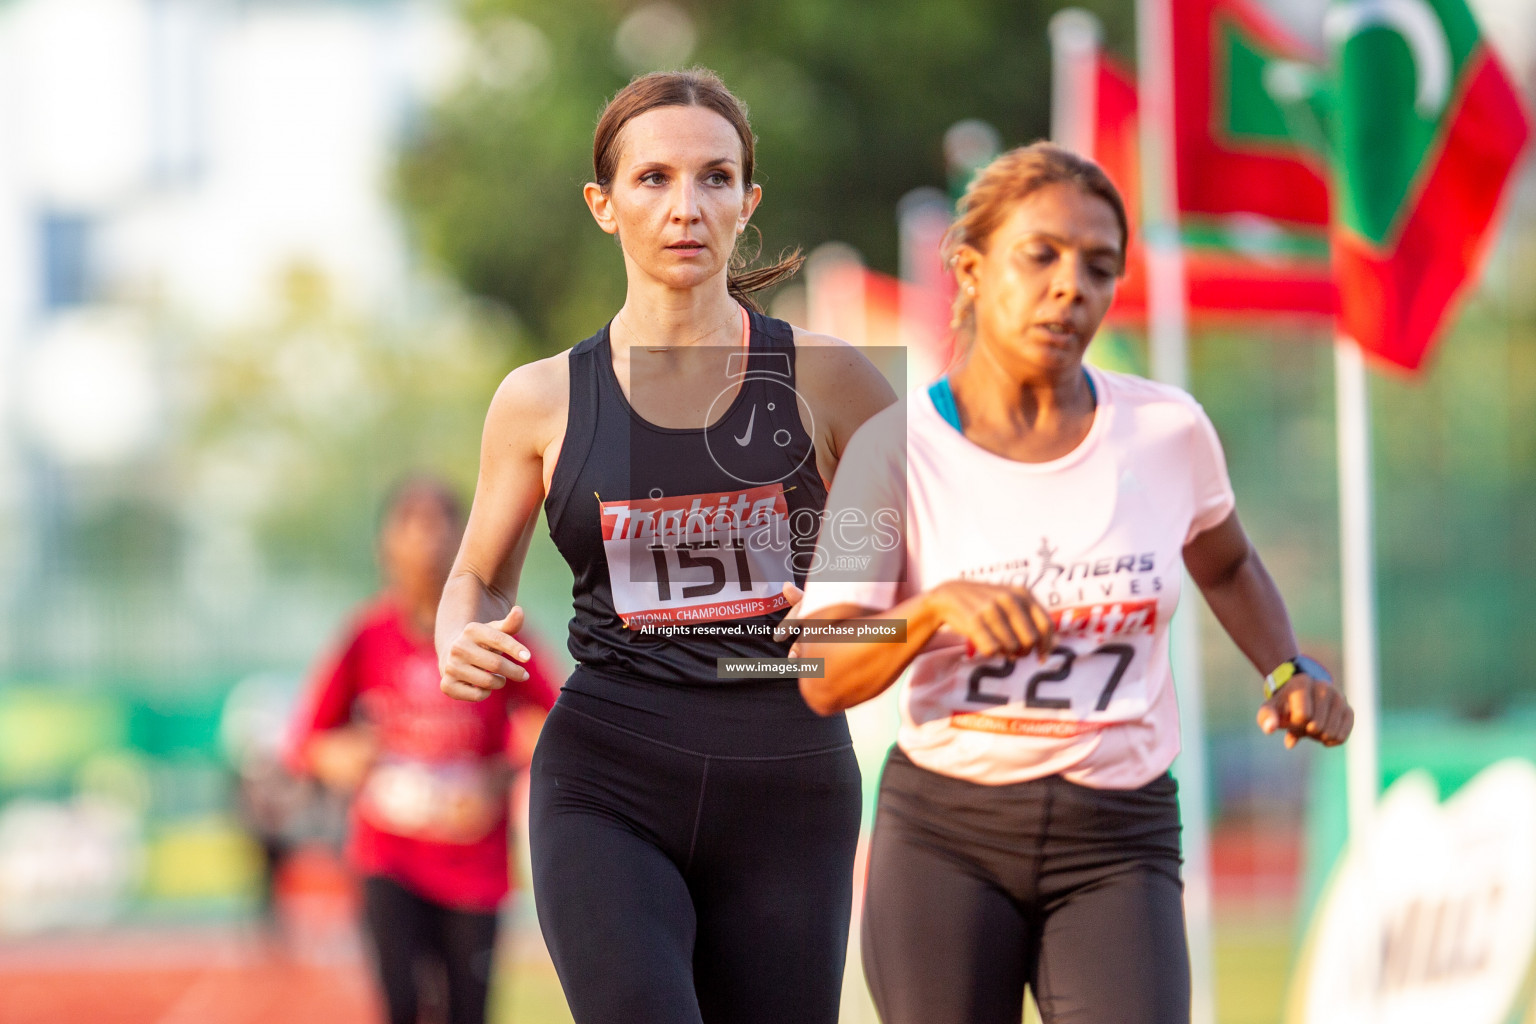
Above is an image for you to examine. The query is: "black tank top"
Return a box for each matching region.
[544,310,828,687]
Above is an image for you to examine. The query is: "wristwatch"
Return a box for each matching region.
[1263,654,1333,699]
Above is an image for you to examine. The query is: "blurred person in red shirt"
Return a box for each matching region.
[288,476,558,1024]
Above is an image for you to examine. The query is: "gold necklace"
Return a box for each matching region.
[618,306,740,353]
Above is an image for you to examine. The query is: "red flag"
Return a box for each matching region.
[1171,0,1337,318]
[1173,0,1331,228]
[1092,0,1339,325]
[1328,0,1531,371]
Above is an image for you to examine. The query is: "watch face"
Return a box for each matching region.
[1293,655,1334,685]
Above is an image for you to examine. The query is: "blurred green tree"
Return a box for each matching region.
[396,0,1134,354]
[179,262,514,585]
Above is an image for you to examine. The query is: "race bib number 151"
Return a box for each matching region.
[601,485,796,627]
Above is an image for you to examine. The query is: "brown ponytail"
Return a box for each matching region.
[592,68,801,312]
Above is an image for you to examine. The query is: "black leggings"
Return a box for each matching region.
[862,748,1189,1024]
[361,874,500,1024]
[529,680,862,1024]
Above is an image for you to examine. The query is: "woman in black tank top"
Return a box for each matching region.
[436,69,895,1024]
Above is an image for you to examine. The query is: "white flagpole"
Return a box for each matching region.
[1048,10,1100,155]
[897,186,955,384]
[1334,338,1380,849]
[1129,2,1216,1023]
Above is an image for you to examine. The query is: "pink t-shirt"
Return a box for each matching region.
[801,366,1235,789]
[287,598,559,911]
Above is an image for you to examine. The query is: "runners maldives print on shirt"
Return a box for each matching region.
[1327,0,1530,371]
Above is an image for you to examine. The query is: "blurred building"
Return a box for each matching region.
[0,0,473,932]
[0,0,468,676]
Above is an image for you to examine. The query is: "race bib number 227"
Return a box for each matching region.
[950,600,1159,738]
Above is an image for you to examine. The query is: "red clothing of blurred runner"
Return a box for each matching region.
[290,596,558,911]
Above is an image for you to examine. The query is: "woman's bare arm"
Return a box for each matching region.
[1184,511,1353,747]
[797,581,1056,716]
[795,600,941,715]
[437,353,568,702]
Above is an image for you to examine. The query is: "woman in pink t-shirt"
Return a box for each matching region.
[796,143,1353,1024]
[289,478,557,1024]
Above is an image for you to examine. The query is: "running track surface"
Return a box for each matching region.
[0,845,378,1024]
[0,927,379,1024]
[0,825,1298,1024]
[0,842,575,1024]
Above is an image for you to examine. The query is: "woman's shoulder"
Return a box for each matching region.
[485,349,574,451]
[787,324,874,390]
[840,391,917,457]
[788,325,881,391]
[495,348,572,400]
[787,323,899,393]
[787,322,851,350]
[1094,367,1224,461]
[787,323,875,371]
[1096,366,1206,417]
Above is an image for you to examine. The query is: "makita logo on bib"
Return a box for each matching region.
[599,485,788,543]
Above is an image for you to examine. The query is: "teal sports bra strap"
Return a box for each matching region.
[927,377,962,432]
[928,370,1097,436]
